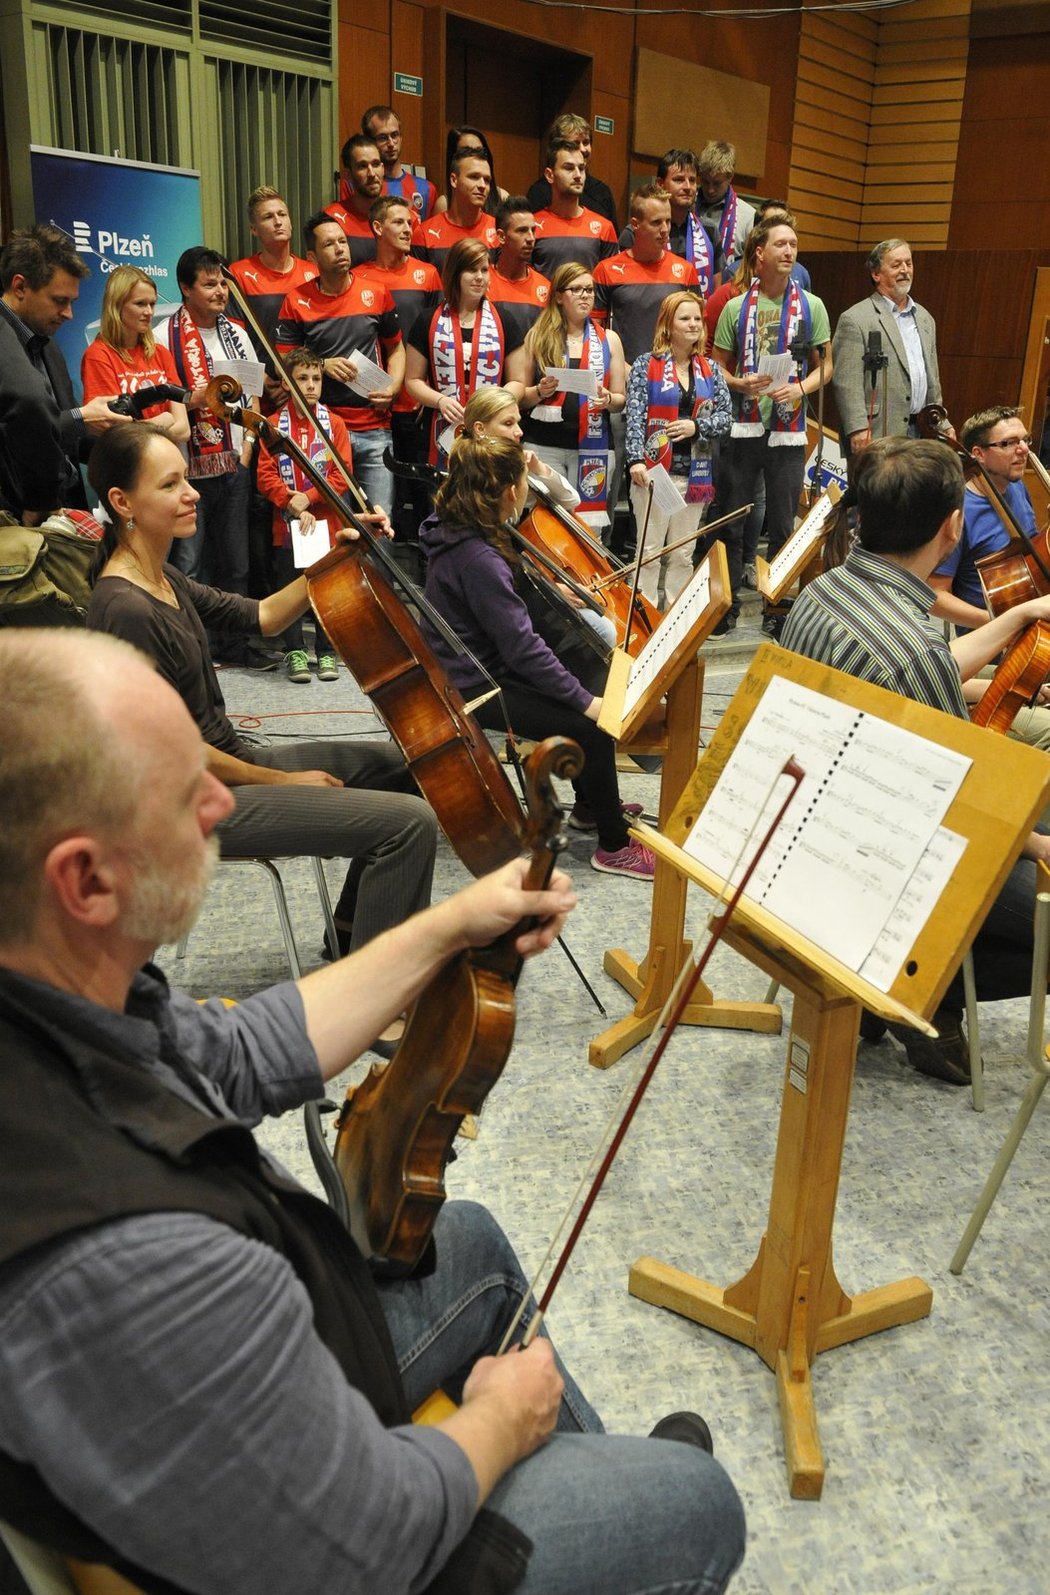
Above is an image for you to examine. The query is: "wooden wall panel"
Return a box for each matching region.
[808,247,1050,434]
[389,2,425,164]
[860,0,970,248]
[633,50,769,171]
[950,33,1050,249]
[788,1,875,249]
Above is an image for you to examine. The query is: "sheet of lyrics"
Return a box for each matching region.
[622,560,711,718]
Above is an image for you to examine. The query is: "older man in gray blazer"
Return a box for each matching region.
[831,239,941,453]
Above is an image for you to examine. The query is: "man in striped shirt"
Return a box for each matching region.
[783,437,1050,1084]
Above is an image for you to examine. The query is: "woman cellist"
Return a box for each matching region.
[420,435,652,877]
[85,423,438,972]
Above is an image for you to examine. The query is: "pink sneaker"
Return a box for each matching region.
[590,839,655,880]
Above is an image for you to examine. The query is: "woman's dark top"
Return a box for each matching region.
[88,568,260,760]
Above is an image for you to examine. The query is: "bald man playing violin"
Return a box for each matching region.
[783,437,1050,1086]
[0,630,744,1595]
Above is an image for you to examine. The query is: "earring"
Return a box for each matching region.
[125,518,135,532]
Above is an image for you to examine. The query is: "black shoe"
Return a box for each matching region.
[648,1411,714,1454]
[761,613,781,638]
[859,1008,888,1044]
[887,1007,972,1087]
[711,614,737,636]
[370,1036,398,1060]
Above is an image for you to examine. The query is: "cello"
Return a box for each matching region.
[333,736,583,1270]
[918,403,1050,737]
[205,375,525,878]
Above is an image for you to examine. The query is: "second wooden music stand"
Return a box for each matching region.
[591,543,781,1068]
[627,644,1050,1498]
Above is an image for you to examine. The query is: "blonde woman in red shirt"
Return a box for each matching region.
[81,266,189,441]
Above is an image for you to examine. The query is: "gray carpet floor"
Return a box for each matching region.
[157,599,1050,1594]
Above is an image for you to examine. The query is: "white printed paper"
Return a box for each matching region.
[347,352,393,397]
[211,358,265,400]
[859,827,968,992]
[623,558,712,719]
[644,463,694,518]
[291,517,331,568]
[757,353,794,387]
[544,365,599,398]
[683,676,971,972]
[437,422,458,458]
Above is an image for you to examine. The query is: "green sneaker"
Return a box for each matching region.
[316,654,340,682]
[284,649,311,684]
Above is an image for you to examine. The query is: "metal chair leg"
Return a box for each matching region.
[951,891,1050,1272]
[312,857,340,959]
[962,948,983,1112]
[256,858,302,980]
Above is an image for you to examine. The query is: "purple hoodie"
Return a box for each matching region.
[419,512,593,714]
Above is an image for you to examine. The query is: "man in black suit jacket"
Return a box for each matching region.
[0,225,124,524]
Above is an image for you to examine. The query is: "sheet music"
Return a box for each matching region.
[683,676,971,971]
[622,558,711,718]
[859,826,968,992]
[544,365,598,398]
[645,463,702,519]
[347,352,392,397]
[766,487,840,592]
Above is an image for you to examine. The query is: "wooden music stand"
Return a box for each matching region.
[590,544,782,1069]
[756,483,842,612]
[627,643,1050,1498]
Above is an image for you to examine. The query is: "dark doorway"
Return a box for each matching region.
[443,15,592,199]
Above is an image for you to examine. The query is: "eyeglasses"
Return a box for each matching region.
[564,285,595,296]
[985,435,1032,449]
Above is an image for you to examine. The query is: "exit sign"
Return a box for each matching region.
[394,72,423,97]
[594,115,614,135]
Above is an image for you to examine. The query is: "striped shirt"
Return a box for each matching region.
[780,546,968,719]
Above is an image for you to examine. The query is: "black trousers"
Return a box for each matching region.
[474,683,630,854]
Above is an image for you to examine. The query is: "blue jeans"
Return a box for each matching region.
[348,425,394,513]
[721,435,806,614]
[378,1202,746,1595]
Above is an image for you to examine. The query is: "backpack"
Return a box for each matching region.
[0,511,103,628]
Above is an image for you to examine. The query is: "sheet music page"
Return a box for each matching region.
[766,488,840,591]
[622,558,711,718]
[682,676,972,971]
[858,826,969,992]
[212,357,265,401]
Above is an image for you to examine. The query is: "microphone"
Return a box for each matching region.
[862,329,887,380]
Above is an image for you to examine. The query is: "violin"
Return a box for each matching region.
[333,736,583,1271]
[206,375,525,878]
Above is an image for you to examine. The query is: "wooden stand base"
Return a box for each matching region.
[591,650,783,1070]
[590,945,782,1069]
[627,986,933,1498]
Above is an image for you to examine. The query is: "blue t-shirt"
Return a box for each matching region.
[934,478,1036,617]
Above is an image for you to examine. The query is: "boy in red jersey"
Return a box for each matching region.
[256,347,352,683]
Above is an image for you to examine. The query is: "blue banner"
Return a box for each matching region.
[30,145,202,403]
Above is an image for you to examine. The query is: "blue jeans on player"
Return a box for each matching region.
[379,1201,746,1595]
[348,425,394,514]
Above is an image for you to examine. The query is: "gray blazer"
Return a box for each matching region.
[831,291,941,442]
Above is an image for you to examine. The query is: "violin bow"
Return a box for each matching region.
[221,266,375,516]
[499,756,806,1353]
[592,503,753,592]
